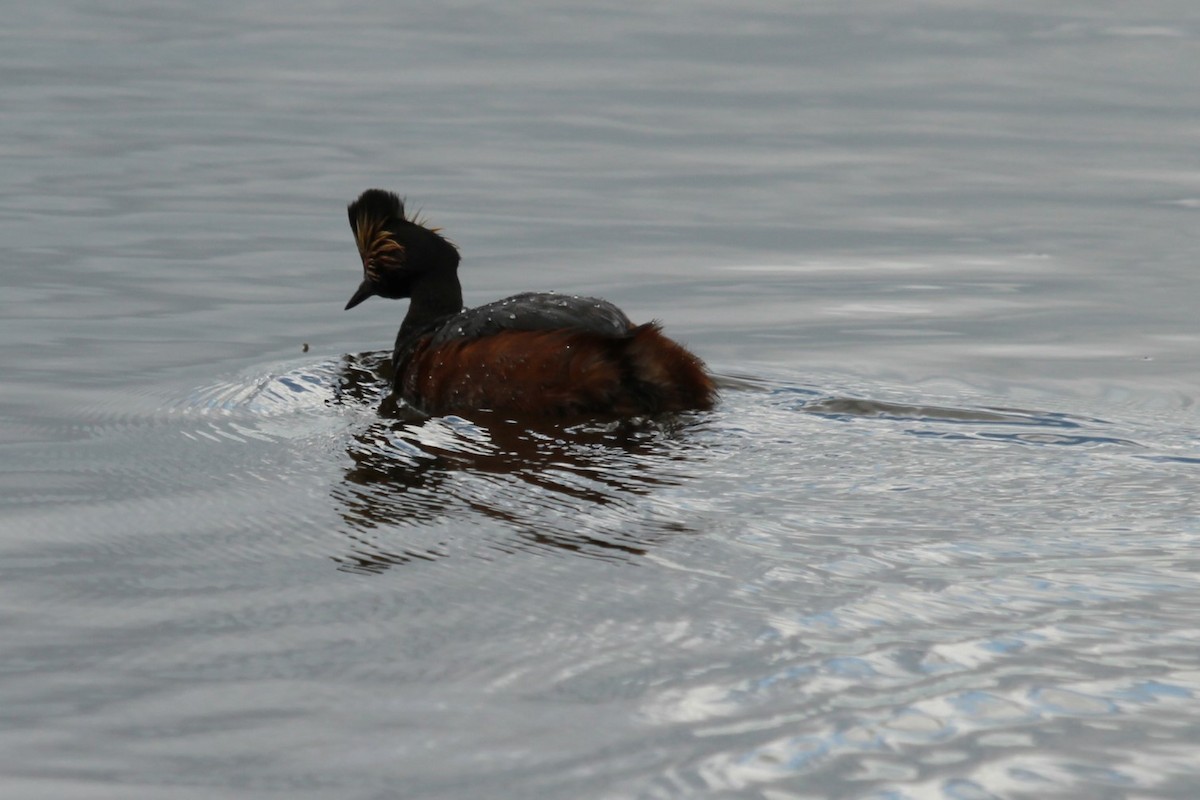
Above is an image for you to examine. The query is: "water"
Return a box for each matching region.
[3,2,1200,798]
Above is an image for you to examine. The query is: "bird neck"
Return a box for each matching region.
[399,270,463,339]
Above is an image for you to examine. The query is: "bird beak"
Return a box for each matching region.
[344,280,375,310]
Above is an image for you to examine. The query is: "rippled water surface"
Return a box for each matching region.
[3,2,1200,798]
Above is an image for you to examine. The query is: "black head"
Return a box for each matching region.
[344,189,461,310]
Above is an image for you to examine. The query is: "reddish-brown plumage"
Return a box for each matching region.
[397,324,715,417]
[344,188,717,419]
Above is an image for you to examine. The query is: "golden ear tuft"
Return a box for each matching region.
[355,220,405,281]
[348,189,408,279]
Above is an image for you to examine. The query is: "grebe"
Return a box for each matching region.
[345,189,715,417]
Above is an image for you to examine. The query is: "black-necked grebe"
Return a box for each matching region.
[344,189,715,417]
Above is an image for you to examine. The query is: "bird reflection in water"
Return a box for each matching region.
[328,353,704,574]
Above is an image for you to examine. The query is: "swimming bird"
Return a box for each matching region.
[345,189,716,417]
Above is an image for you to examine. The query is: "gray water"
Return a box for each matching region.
[3,2,1200,798]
